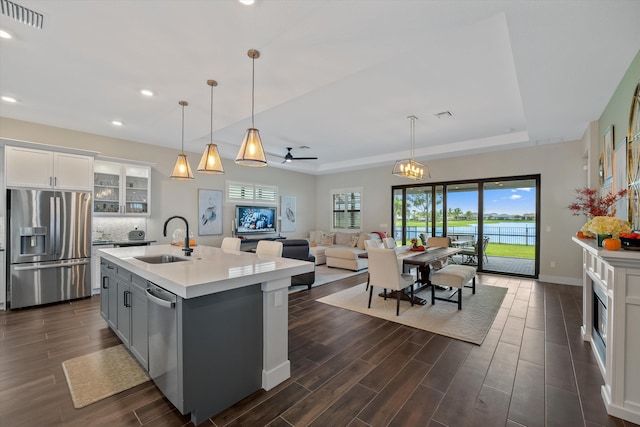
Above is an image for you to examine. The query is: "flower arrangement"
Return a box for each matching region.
[580,216,631,238]
[410,237,418,248]
[568,187,627,218]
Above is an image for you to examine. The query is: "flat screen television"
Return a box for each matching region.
[236,205,277,234]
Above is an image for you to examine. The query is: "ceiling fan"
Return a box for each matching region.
[282,147,318,163]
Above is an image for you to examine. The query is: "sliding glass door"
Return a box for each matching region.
[393,186,443,245]
[392,174,539,278]
[481,179,538,276]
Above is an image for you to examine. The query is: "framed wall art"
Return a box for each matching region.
[280,195,296,232]
[198,189,223,235]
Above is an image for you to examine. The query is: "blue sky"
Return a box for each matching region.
[447,188,536,215]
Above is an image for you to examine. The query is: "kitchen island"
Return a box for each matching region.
[98,244,314,426]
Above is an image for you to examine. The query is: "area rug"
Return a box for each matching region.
[316,283,507,345]
[289,264,366,293]
[62,344,150,408]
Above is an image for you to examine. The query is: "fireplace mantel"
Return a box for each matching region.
[572,237,640,424]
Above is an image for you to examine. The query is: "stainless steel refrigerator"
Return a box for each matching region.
[7,189,92,309]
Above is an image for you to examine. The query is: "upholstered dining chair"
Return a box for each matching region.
[367,247,416,316]
[425,237,451,248]
[382,237,397,248]
[221,237,241,251]
[364,239,384,249]
[422,236,452,283]
[256,240,283,257]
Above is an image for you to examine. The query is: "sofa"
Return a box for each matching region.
[307,230,385,271]
[281,239,316,289]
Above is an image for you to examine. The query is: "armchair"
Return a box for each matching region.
[281,239,316,289]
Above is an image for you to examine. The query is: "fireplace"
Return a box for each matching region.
[592,280,607,363]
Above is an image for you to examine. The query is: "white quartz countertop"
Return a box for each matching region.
[98,244,314,299]
[572,236,640,262]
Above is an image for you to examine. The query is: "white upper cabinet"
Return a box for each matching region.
[5,146,94,191]
[94,159,151,216]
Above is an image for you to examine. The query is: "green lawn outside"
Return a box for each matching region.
[399,219,536,259]
[485,243,534,259]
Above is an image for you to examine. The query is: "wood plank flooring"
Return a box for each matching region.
[0,273,638,427]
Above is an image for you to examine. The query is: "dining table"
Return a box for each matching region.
[363,246,462,305]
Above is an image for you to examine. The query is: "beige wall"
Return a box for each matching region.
[0,118,317,247]
[316,139,587,285]
[0,116,601,285]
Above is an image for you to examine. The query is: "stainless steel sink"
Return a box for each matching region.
[134,254,188,264]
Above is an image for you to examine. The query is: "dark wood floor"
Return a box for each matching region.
[1,273,638,427]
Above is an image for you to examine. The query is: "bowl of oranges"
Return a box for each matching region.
[619,232,640,250]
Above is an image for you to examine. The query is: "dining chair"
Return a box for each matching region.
[422,236,452,280]
[425,237,451,248]
[221,237,241,251]
[367,247,415,316]
[382,237,397,248]
[364,239,384,249]
[419,233,429,245]
[256,240,283,257]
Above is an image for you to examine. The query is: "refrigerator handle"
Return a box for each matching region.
[55,196,61,256]
[49,195,57,257]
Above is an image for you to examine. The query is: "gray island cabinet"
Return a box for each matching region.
[98,244,314,426]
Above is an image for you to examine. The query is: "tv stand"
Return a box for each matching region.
[239,236,286,252]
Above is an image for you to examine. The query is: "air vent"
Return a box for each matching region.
[1,0,44,29]
[434,111,453,119]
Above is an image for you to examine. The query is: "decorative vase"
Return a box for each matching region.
[597,234,612,247]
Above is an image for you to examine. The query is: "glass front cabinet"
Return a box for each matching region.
[94,159,151,216]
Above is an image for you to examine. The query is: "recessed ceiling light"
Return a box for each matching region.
[239,0,255,5]
[111,120,123,126]
[1,96,17,103]
[0,29,12,39]
[140,89,154,97]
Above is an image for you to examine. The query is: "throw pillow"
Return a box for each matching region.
[334,231,352,246]
[321,233,335,245]
[349,234,359,247]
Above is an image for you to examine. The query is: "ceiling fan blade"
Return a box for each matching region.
[291,156,318,160]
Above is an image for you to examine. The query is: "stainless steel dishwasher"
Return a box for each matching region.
[146,283,180,410]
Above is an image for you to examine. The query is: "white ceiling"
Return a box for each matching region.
[1,0,639,175]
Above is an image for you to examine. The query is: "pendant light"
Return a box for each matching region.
[392,115,430,180]
[197,79,225,174]
[170,100,195,180]
[235,49,267,167]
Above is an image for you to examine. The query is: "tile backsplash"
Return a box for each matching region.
[93,217,147,241]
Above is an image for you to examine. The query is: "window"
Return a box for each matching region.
[227,181,278,203]
[332,188,361,230]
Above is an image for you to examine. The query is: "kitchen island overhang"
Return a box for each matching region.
[97,244,314,425]
[98,244,314,299]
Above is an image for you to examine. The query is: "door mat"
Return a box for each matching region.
[62,344,150,408]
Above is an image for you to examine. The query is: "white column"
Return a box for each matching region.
[260,277,290,390]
